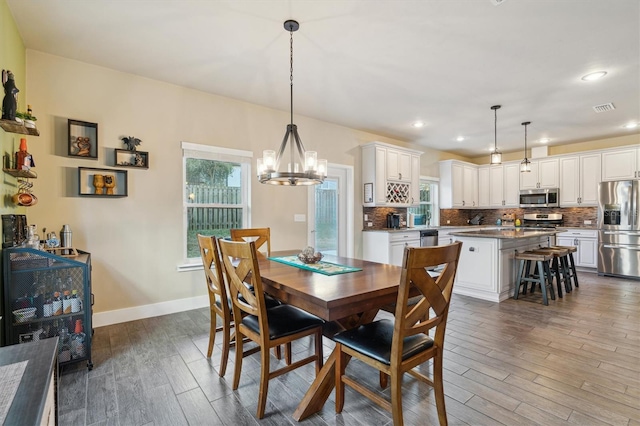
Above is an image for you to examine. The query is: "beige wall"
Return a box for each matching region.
[25,51,446,319]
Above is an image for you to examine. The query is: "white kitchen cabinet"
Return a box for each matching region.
[520,158,559,190]
[439,160,478,209]
[556,228,598,269]
[362,230,420,266]
[362,142,422,207]
[478,166,490,207]
[437,227,468,246]
[601,147,639,181]
[488,162,520,208]
[559,153,601,206]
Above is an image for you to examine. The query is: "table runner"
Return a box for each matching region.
[0,360,28,424]
[268,256,362,276]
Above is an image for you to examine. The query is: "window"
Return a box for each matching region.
[408,177,439,226]
[182,142,252,263]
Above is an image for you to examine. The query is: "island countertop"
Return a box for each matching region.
[449,227,563,239]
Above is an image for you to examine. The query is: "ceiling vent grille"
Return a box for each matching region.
[593,103,616,113]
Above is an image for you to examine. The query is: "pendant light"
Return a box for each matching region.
[490,105,502,165]
[256,20,327,186]
[520,121,531,173]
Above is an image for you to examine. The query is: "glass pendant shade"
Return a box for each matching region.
[491,151,502,165]
[256,20,326,186]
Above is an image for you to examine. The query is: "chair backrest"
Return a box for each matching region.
[230,228,271,258]
[197,234,229,315]
[391,242,462,364]
[218,239,268,331]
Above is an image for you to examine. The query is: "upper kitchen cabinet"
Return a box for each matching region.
[478,166,490,207]
[439,160,478,209]
[601,147,639,181]
[361,142,422,207]
[488,162,520,208]
[559,153,601,206]
[519,157,559,190]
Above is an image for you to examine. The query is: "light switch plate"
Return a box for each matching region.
[364,214,369,221]
[294,214,306,222]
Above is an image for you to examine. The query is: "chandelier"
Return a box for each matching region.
[256,20,327,186]
[490,105,502,165]
[520,121,531,172]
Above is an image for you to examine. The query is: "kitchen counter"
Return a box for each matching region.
[450,227,562,239]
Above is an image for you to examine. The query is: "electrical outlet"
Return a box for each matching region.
[367,222,373,227]
[294,214,306,222]
[447,220,450,224]
[584,220,592,225]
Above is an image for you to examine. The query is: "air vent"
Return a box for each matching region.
[593,103,616,113]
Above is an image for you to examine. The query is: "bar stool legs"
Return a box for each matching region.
[514,251,555,305]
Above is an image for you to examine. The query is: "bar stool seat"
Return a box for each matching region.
[549,245,579,290]
[514,251,556,305]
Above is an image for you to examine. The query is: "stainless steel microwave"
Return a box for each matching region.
[519,188,559,208]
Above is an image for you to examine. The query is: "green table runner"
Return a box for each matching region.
[268,256,362,276]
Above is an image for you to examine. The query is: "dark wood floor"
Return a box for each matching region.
[58,271,640,425]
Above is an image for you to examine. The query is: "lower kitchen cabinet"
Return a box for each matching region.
[363,230,420,266]
[556,228,598,269]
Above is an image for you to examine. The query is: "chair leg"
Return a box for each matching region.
[513,259,525,300]
[285,342,292,365]
[274,345,282,359]
[232,329,244,390]
[207,310,217,358]
[257,343,271,419]
[335,344,345,413]
[433,351,448,426]
[543,261,556,301]
[315,330,324,373]
[568,253,579,288]
[379,371,388,389]
[560,256,572,293]
[219,317,231,377]
[537,261,549,305]
[390,368,404,426]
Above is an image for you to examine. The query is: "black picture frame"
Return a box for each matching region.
[114,149,149,169]
[68,119,98,159]
[78,167,128,197]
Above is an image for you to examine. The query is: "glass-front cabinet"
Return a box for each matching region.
[2,247,93,369]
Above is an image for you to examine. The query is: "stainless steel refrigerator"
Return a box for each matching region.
[597,180,640,279]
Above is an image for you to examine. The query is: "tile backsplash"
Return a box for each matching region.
[439,207,597,227]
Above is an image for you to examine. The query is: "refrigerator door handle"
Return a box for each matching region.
[603,231,640,236]
[603,244,640,251]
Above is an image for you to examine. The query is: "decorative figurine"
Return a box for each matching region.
[134,152,144,167]
[76,137,91,156]
[122,136,142,151]
[93,174,104,194]
[104,174,116,195]
[2,70,19,121]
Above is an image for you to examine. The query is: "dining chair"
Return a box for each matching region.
[333,242,462,426]
[198,234,263,376]
[218,238,324,419]
[230,227,271,258]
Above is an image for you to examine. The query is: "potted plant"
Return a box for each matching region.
[16,111,37,128]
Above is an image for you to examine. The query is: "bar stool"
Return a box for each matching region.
[513,251,556,305]
[549,245,579,290]
[531,247,571,298]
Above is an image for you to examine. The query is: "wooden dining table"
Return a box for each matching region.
[257,250,405,421]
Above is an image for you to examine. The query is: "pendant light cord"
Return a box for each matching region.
[290,26,294,126]
[494,108,497,151]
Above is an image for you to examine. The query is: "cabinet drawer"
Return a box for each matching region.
[557,229,598,239]
[389,231,420,242]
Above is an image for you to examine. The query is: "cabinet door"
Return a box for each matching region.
[538,158,559,188]
[503,163,521,207]
[398,151,411,181]
[520,161,539,189]
[411,155,420,205]
[386,149,399,181]
[489,165,503,207]
[576,238,598,268]
[478,166,491,207]
[375,147,387,204]
[463,165,478,208]
[389,239,420,266]
[579,153,601,205]
[451,162,464,207]
[602,149,637,181]
[559,156,580,206]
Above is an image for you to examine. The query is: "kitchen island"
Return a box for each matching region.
[448,227,560,302]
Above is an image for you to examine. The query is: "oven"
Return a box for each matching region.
[519,188,559,208]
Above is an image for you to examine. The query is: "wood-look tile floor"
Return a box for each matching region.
[58,272,640,425]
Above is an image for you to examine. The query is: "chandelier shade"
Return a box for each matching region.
[490,105,502,165]
[256,20,326,186]
[520,121,531,173]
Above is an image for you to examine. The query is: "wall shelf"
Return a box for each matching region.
[78,167,128,197]
[0,119,39,136]
[114,149,149,169]
[2,154,37,178]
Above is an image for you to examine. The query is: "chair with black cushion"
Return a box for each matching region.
[334,242,462,426]
[218,238,324,419]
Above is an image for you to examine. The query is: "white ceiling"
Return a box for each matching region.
[6,0,640,157]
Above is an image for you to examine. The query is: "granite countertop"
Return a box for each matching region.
[362,225,491,233]
[449,227,562,239]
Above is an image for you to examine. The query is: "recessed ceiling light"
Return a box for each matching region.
[623,122,638,129]
[412,121,425,128]
[539,138,550,144]
[456,136,465,142]
[581,71,607,81]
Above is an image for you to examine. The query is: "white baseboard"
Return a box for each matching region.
[92,295,210,328]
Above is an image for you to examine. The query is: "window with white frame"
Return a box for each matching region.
[182,142,252,262]
[408,178,439,226]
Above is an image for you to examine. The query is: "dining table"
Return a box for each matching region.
[257,250,405,421]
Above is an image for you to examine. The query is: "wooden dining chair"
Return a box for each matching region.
[230,227,271,258]
[218,238,324,419]
[334,242,462,426]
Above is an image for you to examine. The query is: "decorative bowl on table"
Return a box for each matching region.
[13,307,36,323]
[298,252,323,264]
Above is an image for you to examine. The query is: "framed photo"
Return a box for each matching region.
[68,119,98,159]
[114,149,149,169]
[364,182,373,203]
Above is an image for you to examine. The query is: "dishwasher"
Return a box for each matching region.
[420,229,438,247]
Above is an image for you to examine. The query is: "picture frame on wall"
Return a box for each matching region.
[68,119,98,159]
